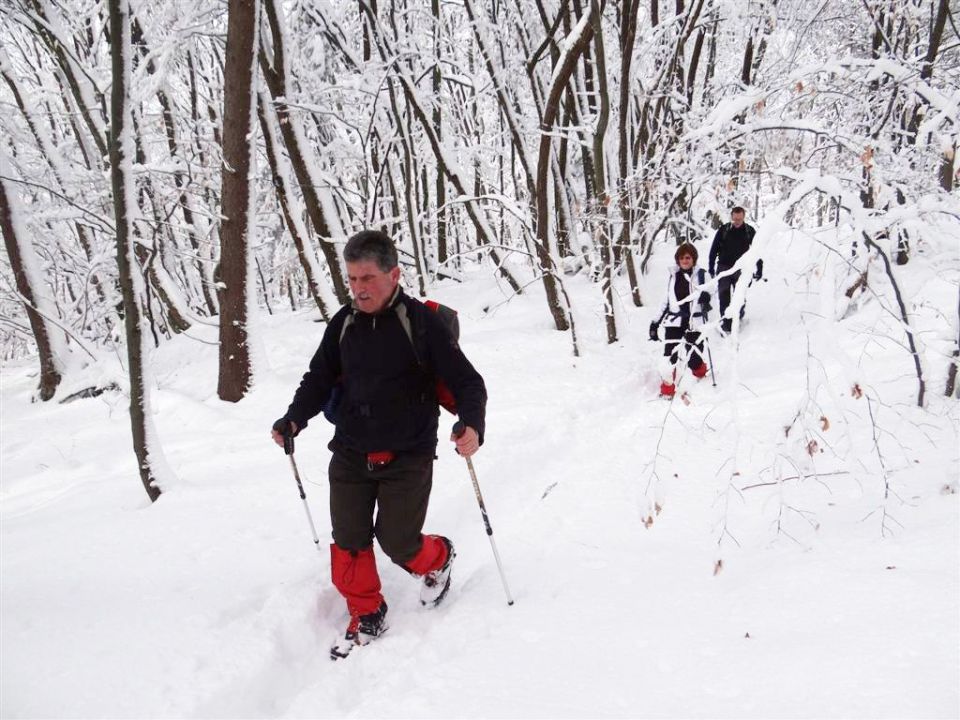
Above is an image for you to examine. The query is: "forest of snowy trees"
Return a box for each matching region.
[1,0,957,499]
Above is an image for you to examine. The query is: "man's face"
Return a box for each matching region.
[678,254,694,270]
[731,210,745,228]
[347,259,400,314]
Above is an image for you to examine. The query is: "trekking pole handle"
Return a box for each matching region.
[283,431,295,456]
[452,420,466,438]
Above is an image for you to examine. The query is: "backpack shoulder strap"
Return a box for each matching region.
[424,300,460,342]
[338,310,355,344]
[395,299,428,368]
[392,297,459,370]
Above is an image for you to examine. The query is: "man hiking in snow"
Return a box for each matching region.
[708,206,762,334]
[271,230,487,660]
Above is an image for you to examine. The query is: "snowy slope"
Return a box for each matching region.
[2,227,958,719]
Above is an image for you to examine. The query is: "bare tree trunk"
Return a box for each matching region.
[132,241,195,335]
[25,0,109,164]
[128,16,212,319]
[358,0,523,294]
[618,0,641,306]
[0,170,64,400]
[185,50,221,317]
[260,0,348,303]
[0,56,109,308]
[108,0,162,502]
[432,0,447,266]
[941,141,955,193]
[536,7,597,336]
[384,79,428,295]
[589,0,616,344]
[906,0,949,140]
[862,232,926,407]
[218,0,259,402]
[257,93,332,319]
[946,287,959,398]
[463,0,536,199]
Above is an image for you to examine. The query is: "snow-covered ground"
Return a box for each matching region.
[2,227,958,719]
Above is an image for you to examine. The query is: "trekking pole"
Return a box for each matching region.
[452,421,514,606]
[282,431,321,550]
[704,335,718,387]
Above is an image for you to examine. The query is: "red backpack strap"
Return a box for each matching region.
[422,300,459,414]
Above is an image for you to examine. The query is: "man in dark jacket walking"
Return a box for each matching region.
[271,230,487,659]
[708,206,762,333]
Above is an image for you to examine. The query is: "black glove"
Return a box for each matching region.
[272,417,298,438]
[699,297,712,320]
[753,260,763,281]
[649,321,660,342]
[684,329,700,345]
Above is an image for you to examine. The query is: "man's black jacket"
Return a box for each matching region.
[284,288,487,455]
[708,222,761,277]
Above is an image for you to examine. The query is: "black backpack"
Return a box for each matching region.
[321,299,460,424]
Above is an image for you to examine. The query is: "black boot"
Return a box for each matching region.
[420,537,455,608]
[330,601,388,660]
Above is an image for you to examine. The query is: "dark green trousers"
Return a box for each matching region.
[328,444,434,565]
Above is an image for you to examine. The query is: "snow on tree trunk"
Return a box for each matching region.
[256,92,336,320]
[0,159,66,400]
[536,7,595,336]
[217,0,261,403]
[260,0,349,305]
[109,0,175,501]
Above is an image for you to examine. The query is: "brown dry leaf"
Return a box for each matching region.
[806,439,819,456]
[851,383,863,399]
[861,146,874,168]
[794,81,804,93]
[820,415,830,431]
[713,559,723,576]
[726,177,736,192]
[744,632,751,639]
[753,99,766,113]
[643,515,654,528]
[655,502,663,515]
